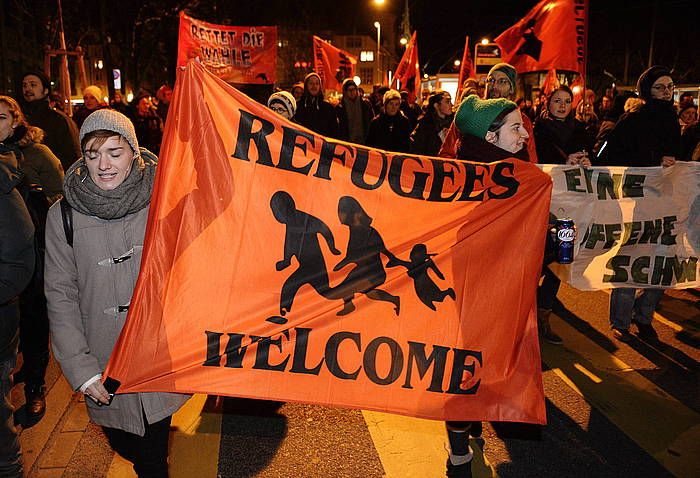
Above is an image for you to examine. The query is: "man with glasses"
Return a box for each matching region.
[600,65,680,343]
[336,78,373,145]
[439,63,538,162]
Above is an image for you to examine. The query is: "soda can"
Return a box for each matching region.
[555,218,575,264]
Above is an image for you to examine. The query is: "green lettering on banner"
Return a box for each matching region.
[631,256,650,283]
[661,216,678,245]
[638,219,663,244]
[564,168,586,193]
[622,174,646,198]
[603,255,630,282]
[596,172,623,199]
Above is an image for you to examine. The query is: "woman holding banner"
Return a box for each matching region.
[600,65,680,342]
[442,94,531,477]
[44,109,188,477]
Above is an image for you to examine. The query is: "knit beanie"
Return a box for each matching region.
[80,109,139,153]
[22,71,51,94]
[304,72,322,88]
[267,91,297,118]
[342,78,358,93]
[83,85,103,101]
[636,65,672,102]
[454,94,517,139]
[383,89,401,105]
[487,63,517,91]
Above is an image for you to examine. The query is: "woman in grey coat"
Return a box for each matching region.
[44,109,187,477]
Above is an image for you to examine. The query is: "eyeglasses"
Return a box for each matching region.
[651,83,674,92]
[487,77,511,87]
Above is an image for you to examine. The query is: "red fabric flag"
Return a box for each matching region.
[104,61,551,425]
[495,0,588,74]
[391,32,420,102]
[541,68,561,98]
[177,12,277,84]
[569,74,585,107]
[312,36,358,93]
[456,36,475,100]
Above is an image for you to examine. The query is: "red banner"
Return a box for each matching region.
[176,12,277,84]
[456,36,475,100]
[541,69,561,98]
[495,0,587,74]
[104,61,551,424]
[312,36,357,93]
[391,32,420,102]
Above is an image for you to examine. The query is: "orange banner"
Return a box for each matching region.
[495,0,587,74]
[312,36,357,93]
[104,61,552,424]
[177,12,277,84]
[391,32,420,102]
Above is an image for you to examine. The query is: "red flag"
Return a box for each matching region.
[456,36,475,100]
[177,12,277,84]
[495,0,588,74]
[391,32,420,102]
[104,61,551,424]
[312,36,358,93]
[541,68,560,98]
[569,74,585,107]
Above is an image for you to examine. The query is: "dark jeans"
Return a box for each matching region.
[537,267,561,311]
[102,415,172,478]
[18,284,49,389]
[609,288,664,330]
[0,355,22,477]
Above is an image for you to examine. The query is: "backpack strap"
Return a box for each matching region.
[59,197,74,247]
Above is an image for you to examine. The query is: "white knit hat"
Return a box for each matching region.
[383,89,401,105]
[267,91,297,118]
[79,109,139,153]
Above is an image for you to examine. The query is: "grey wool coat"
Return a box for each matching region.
[44,203,188,436]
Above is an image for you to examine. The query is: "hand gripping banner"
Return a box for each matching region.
[105,61,552,424]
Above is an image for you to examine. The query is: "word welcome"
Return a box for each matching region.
[203,327,483,395]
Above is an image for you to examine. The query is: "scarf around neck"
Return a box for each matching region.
[63,148,157,220]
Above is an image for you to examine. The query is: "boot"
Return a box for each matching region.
[537,308,563,345]
[24,384,46,423]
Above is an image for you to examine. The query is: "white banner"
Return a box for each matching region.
[541,162,700,290]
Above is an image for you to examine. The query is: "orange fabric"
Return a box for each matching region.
[391,32,420,102]
[438,118,538,164]
[312,36,357,93]
[105,61,552,424]
[495,0,588,74]
[177,12,277,84]
[541,69,561,98]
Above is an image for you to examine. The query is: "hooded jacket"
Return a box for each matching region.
[0,150,35,361]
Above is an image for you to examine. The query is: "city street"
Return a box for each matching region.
[15,282,699,477]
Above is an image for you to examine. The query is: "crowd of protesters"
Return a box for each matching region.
[0,58,696,477]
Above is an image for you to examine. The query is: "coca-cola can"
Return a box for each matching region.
[555,218,575,264]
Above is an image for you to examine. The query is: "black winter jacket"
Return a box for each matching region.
[296,95,339,138]
[22,99,80,172]
[534,116,592,165]
[600,99,680,167]
[366,112,412,153]
[0,150,35,361]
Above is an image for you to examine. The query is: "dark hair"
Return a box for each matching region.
[487,104,518,133]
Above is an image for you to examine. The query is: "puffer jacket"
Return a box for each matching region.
[44,199,187,436]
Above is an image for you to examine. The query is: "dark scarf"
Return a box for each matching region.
[456,133,530,163]
[63,148,157,220]
[538,115,575,149]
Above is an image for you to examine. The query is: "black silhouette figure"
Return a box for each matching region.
[268,191,341,324]
[333,196,402,316]
[406,244,456,310]
[516,19,543,61]
[335,53,353,85]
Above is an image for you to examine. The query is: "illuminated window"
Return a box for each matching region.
[360,51,374,62]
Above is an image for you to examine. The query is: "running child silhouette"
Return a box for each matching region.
[406,244,456,310]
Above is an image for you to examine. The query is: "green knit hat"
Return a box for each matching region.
[487,63,517,91]
[454,95,517,139]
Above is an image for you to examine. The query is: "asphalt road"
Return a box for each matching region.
[18,284,699,477]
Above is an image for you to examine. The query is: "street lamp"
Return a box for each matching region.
[374,21,381,84]
[373,0,385,4]
[481,38,489,45]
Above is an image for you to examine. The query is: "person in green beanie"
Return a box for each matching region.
[443,94,530,478]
